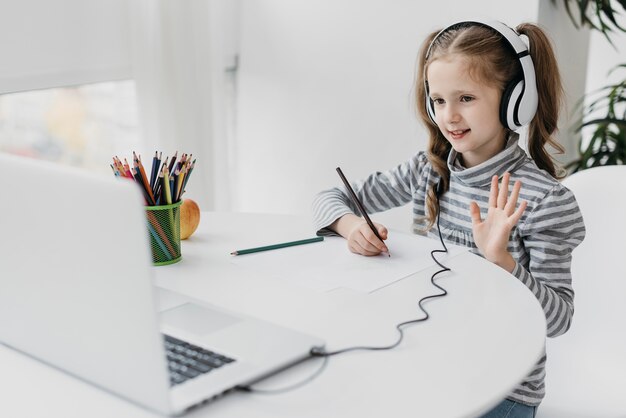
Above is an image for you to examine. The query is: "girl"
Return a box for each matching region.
[312,20,586,417]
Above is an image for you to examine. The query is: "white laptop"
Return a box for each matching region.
[0,153,324,416]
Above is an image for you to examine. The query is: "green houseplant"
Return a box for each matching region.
[553,0,626,171]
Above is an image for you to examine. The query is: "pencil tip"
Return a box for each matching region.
[230,251,238,256]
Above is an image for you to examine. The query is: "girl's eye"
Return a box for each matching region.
[460,96,474,103]
[432,98,445,105]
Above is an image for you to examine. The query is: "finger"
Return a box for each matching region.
[347,240,360,255]
[469,201,482,225]
[509,199,528,225]
[376,224,389,241]
[363,225,388,252]
[497,172,510,208]
[488,175,499,207]
[348,239,381,256]
[376,225,390,253]
[505,180,523,214]
[358,229,386,254]
[488,176,498,207]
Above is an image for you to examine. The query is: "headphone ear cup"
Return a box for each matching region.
[426,97,437,125]
[499,78,524,130]
[516,79,538,128]
[424,81,437,125]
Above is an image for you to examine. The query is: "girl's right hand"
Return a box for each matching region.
[331,214,389,256]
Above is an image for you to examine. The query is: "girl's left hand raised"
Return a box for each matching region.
[469,172,527,273]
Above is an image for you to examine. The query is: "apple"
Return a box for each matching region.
[179,199,200,240]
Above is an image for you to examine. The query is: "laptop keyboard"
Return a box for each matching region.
[163,334,236,386]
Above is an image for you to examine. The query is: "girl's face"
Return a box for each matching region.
[427,55,507,168]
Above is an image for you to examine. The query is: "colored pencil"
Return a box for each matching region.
[230,236,324,256]
[147,220,172,261]
[176,164,186,201]
[168,151,178,173]
[133,152,155,206]
[131,167,150,205]
[110,150,195,206]
[122,158,132,179]
[149,151,158,190]
[154,168,164,205]
[180,159,195,197]
[163,166,172,205]
[147,211,177,258]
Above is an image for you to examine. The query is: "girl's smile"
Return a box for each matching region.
[448,128,470,140]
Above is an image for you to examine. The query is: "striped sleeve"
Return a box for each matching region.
[311,152,428,234]
[515,184,586,338]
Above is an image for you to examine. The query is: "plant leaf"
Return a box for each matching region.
[580,118,626,128]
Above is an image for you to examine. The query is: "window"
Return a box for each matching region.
[0,80,140,173]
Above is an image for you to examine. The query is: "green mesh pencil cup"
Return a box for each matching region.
[145,201,182,266]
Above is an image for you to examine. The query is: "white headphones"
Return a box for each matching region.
[424,19,538,131]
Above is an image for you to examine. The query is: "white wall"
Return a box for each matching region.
[0,0,131,94]
[586,32,626,92]
[581,25,626,149]
[537,0,591,167]
[235,0,538,230]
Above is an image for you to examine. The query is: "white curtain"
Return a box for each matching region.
[129,0,236,210]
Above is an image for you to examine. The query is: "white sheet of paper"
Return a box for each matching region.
[229,230,468,293]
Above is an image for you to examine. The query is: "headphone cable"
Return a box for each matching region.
[312,203,450,358]
[239,191,451,393]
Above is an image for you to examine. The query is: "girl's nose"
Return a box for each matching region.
[444,105,461,124]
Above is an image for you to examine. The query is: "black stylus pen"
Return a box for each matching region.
[336,167,390,257]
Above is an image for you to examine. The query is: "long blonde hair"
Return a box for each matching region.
[415,22,564,228]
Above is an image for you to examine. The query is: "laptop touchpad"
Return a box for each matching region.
[160,303,241,336]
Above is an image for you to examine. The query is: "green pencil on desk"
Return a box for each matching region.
[230,236,324,256]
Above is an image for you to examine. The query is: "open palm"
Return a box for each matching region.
[469,173,527,266]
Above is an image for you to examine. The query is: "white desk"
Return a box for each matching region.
[0,212,546,418]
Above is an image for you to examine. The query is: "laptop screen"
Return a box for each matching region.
[0,154,172,414]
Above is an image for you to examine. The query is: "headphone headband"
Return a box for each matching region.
[424,19,538,130]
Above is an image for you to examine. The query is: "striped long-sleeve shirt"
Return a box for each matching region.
[312,134,586,406]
